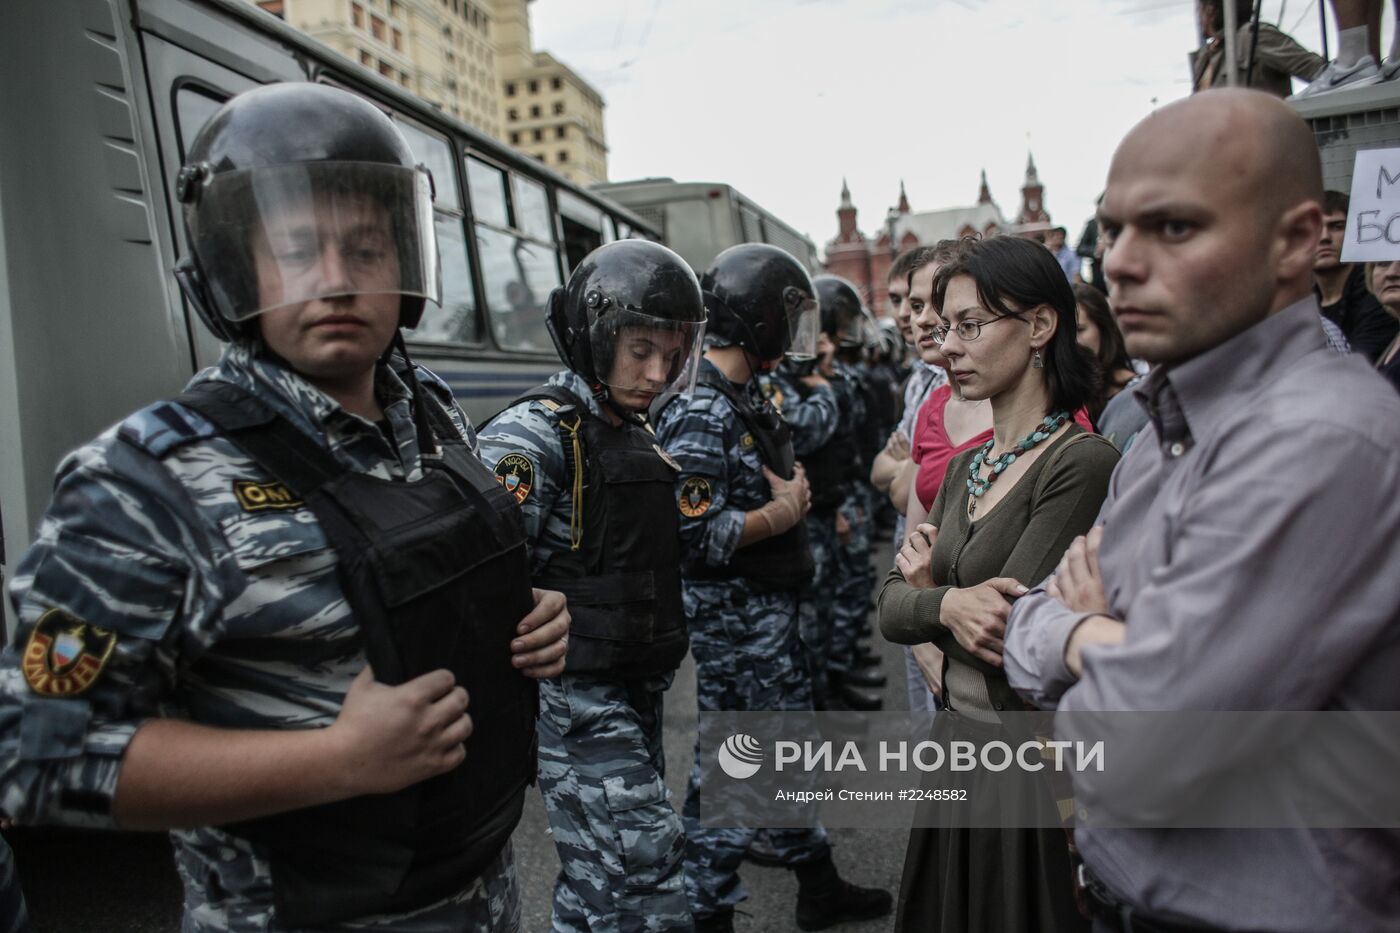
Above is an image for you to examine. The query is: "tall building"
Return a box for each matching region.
[823,175,1007,314]
[252,0,503,138]
[492,0,608,185]
[248,0,609,184]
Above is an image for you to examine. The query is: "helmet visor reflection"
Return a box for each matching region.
[785,289,820,361]
[187,162,439,322]
[590,308,707,398]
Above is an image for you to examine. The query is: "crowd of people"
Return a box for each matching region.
[0,76,1398,933]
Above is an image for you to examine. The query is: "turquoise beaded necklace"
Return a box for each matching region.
[966,410,1071,517]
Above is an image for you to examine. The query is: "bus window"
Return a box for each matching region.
[398,119,480,344]
[557,191,604,271]
[466,157,509,228]
[466,155,560,352]
[396,119,460,212]
[511,174,552,243]
[475,226,559,352]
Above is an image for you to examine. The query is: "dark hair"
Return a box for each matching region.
[889,245,940,284]
[902,239,960,292]
[1323,189,1350,216]
[1073,283,1134,420]
[889,246,927,284]
[932,236,1099,414]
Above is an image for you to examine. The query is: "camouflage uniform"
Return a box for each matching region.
[477,371,690,933]
[654,361,830,922]
[759,370,840,704]
[0,344,520,932]
[828,362,875,680]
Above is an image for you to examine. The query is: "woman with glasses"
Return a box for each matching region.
[877,236,1118,932]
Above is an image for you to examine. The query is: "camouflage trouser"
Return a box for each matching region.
[176,837,520,932]
[681,581,831,920]
[0,836,28,933]
[829,487,875,676]
[799,511,839,707]
[537,674,691,933]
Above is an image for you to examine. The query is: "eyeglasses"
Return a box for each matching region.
[931,316,1015,345]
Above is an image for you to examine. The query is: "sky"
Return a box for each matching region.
[529,0,1360,259]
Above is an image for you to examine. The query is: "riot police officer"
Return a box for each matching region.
[811,276,886,708]
[654,245,891,933]
[477,240,705,932]
[0,83,568,931]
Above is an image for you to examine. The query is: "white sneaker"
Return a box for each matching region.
[1354,56,1400,87]
[1290,55,1380,99]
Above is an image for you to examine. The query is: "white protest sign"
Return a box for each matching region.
[1343,148,1400,262]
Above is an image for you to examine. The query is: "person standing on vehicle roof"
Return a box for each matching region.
[654,244,892,933]
[477,239,707,933]
[0,82,569,932]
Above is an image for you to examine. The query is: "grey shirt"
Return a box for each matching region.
[1004,296,1400,931]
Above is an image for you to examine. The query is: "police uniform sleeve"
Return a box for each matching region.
[654,395,744,568]
[414,364,480,454]
[783,382,840,458]
[0,436,205,828]
[476,401,565,560]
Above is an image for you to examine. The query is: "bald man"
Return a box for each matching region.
[1004,89,1400,933]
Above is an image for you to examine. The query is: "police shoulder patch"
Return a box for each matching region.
[494,453,535,504]
[740,433,756,449]
[22,609,117,697]
[234,480,304,512]
[678,476,713,517]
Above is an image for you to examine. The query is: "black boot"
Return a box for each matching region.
[694,910,735,933]
[830,673,883,711]
[840,666,887,689]
[794,854,893,930]
[850,644,882,668]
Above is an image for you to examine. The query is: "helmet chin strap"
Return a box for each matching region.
[388,330,441,455]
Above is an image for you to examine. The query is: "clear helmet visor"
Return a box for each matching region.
[187,161,440,322]
[591,308,707,399]
[785,288,821,361]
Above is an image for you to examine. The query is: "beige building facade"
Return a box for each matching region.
[250,0,606,184]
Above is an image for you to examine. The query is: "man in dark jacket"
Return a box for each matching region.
[1315,190,1400,361]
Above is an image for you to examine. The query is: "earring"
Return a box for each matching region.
[1032,348,1044,369]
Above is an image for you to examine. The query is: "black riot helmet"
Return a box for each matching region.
[173,83,440,342]
[546,240,706,402]
[700,244,820,365]
[813,274,868,350]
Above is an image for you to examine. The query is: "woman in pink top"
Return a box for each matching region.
[910,382,993,514]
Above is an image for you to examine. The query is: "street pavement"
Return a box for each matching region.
[6,539,910,932]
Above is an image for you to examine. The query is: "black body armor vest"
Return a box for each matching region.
[680,369,815,592]
[505,385,688,679]
[787,374,861,513]
[176,378,538,928]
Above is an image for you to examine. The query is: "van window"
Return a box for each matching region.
[174,86,227,158]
